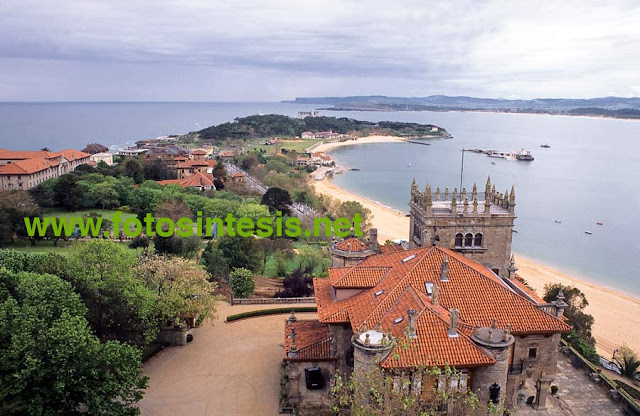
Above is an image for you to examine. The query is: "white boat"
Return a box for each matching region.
[488,151,510,159]
[515,149,534,161]
[555,220,562,223]
[407,161,412,167]
[585,231,593,235]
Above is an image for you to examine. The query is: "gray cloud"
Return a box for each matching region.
[0,0,638,100]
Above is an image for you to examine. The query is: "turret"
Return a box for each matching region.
[423,184,432,215]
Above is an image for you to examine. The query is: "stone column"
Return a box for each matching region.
[534,376,553,410]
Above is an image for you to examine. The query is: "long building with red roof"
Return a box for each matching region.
[0,149,90,190]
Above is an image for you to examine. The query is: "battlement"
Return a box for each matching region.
[410,176,515,217]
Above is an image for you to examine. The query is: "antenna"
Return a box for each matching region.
[459,148,465,201]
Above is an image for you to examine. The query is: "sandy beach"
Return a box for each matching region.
[311,138,640,357]
[312,134,406,153]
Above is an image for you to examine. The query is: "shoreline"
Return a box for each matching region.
[311,142,640,357]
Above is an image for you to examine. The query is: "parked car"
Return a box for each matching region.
[305,366,325,390]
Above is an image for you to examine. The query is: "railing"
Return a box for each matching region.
[231,296,316,305]
[508,361,524,375]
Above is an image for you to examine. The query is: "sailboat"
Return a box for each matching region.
[407,161,412,167]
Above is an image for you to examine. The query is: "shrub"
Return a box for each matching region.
[550,385,558,395]
[274,266,313,298]
[129,235,150,249]
[229,267,255,298]
[226,307,317,322]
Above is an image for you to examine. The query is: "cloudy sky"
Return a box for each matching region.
[1,0,639,101]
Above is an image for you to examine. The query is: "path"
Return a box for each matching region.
[137,302,316,416]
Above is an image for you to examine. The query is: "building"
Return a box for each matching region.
[282,245,570,414]
[82,143,109,155]
[0,149,91,189]
[298,109,319,119]
[296,156,312,166]
[218,150,236,160]
[300,131,315,139]
[117,148,148,158]
[311,152,333,166]
[190,149,208,160]
[409,177,516,279]
[156,171,216,191]
[143,146,189,169]
[330,230,378,267]
[175,159,216,179]
[90,152,113,166]
[230,172,245,183]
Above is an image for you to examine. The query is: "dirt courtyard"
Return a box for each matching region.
[138,302,317,416]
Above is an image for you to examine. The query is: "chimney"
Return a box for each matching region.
[407,309,418,339]
[287,328,298,358]
[432,285,440,306]
[448,308,459,337]
[440,257,450,282]
[369,228,379,252]
[554,289,568,318]
[287,309,297,323]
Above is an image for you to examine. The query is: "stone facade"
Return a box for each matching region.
[408,177,516,278]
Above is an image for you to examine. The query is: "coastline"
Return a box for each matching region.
[311,139,640,357]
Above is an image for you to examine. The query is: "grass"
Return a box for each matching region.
[261,241,330,278]
[0,240,78,255]
[44,208,138,222]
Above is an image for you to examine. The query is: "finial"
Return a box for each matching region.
[510,185,515,203]
[436,187,441,200]
[504,189,509,202]
[444,187,449,201]
[485,176,491,192]
[504,324,512,341]
[491,318,497,329]
[557,289,565,301]
[288,309,297,322]
[364,332,370,346]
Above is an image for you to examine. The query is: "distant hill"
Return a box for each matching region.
[283,95,640,119]
[195,114,448,141]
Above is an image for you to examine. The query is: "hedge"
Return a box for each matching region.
[226,307,317,322]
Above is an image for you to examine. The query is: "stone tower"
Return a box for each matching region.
[408,177,516,278]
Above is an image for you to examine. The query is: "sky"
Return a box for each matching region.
[1,0,639,101]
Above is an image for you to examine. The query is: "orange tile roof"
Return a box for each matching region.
[57,149,91,161]
[379,243,404,254]
[0,157,59,174]
[157,172,215,189]
[336,237,368,252]
[284,319,335,361]
[176,159,216,169]
[314,246,570,369]
[191,150,207,155]
[232,172,245,177]
[0,150,57,160]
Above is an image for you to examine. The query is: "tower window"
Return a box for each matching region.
[489,383,500,404]
[528,347,537,358]
[455,233,463,247]
[464,233,473,247]
[474,233,483,247]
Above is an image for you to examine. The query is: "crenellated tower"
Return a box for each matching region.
[409,176,516,278]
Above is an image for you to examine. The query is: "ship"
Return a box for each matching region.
[515,149,534,161]
[540,144,551,148]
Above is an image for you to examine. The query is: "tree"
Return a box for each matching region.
[298,245,329,276]
[121,158,144,183]
[201,243,230,281]
[0,190,41,242]
[0,270,147,415]
[135,253,219,326]
[153,235,202,259]
[329,364,489,416]
[154,198,193,222]
[67,240,157,345]
[53,173,84,210]
[337,200,372,234]
[261,186,292,215]
[274,266,313,298]
[614,344,640,379]
[229,267,255,298]
[215,234,264,273]
[95,181,120,209]
[29,179,58,208]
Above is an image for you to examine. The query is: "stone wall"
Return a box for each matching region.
[472,345,512,409]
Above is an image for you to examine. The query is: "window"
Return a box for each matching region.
[489,383,501,404]
[464,233,473,247]
[425,282,434,296]
[455,233,463,247]
[528,347,537,358]
[474,233,483,247]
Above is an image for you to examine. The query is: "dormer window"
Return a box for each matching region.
[393,317,404,325]
[374,290,384,297]
[402,254,417,263]
[425,282,434,296]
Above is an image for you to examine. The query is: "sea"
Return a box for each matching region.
[0,102,639,295]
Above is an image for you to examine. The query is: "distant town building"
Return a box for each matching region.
[0,149,91,189]
[82,143,109,155]
[90,152,113,166]
[175,159,216,179]
[298,109,319,119]
[190,149,208,160]
[218,150,236,160]
[156,171,215,191]
[117,148,148,158]
[300,131,315,139]
[230,172,246,183]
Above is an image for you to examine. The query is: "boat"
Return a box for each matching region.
[596,222,604,225]
[488,151,509,159]
[491,162,496,165]
[408,161,412,167]
[585,231,593,235]
[515,149,534,161]
[555,220,562,223]
[540,144,551,148]
[350,168,360,171]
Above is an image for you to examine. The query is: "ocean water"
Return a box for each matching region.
[0,102,638,295]
[325,110,640,296]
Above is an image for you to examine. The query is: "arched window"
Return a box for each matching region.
[464,233,473,247]
[455,233,463,247]
[474,233,483,247]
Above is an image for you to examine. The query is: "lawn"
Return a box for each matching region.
[44,209,137,221]
[0,240,79,256]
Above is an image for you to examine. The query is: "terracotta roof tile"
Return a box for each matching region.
[284,319,335,361]
[336,237,368,252]
[329,266,390,288]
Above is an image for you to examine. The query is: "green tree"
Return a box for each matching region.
[135,253,219,325]
[215,234,264,273]
[614,344,640,379]
[121,158,145,183]
[0,190,41,242]
[337,200,372,234]
[0,270,147,415]
[95,181,120,209]
[229,267,255,298]
[202,243,230,281]
[261,186,292,215]
[67,240,157,345]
